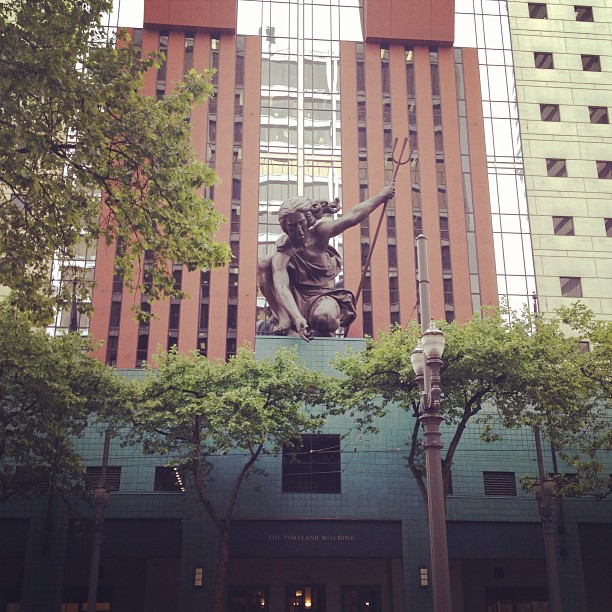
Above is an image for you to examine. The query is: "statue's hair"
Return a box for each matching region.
[278,197,316,233]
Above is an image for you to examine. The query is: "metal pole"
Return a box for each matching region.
[533,427,563,612]
[416,235,431,394]
[87,429,111,612]
[416,235,452,612]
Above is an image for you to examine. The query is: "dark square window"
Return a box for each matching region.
[596,161,612,179]
[483,471,517,496]
[574,5,594,21]
[226,337,237,360]
[528,2,547,17]
[173,268,183,290]
[581,54,601,71]
[540,103,560,121]
[546,158,567,177]
[534,52,554,69]
[169,303,181,330]
[86,466,121,492]
[605,218,612,237]
[553,216,574,236]
[441,245,452,270]
[227,304,238,330]
[443,278,454,305]
[199,302,209,330]
[112,273,123,294]
[387,244,398,269]
[105,335,119,367]
[560,276,582,297]
[282,434,341,494]
[154,467,185,492]
[589,106,609,124]
[136,333,149,367]
[363,310,373,337]
[109,300,121,329]
[389,275,399,307]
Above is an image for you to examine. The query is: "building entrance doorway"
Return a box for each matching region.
[228,556,403,611]
[341,586,381,612]
[285,586,325,611]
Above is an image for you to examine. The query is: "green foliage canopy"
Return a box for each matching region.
[131,347,332,522]
[554,303,612,498]
[0,303,132,502]
[333,308,599,504]
[558,303,611,403]
[0,0,230,321]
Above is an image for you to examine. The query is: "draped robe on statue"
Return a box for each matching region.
[276,240,357,330]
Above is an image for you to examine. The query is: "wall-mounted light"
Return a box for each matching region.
[419,566,429,589]
[304,586,312,608]
[194,567,203,587]
[257,591,266,607]
[173,467,186,492]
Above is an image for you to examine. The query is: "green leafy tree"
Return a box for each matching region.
[557,303,611,403]
[130,347,333,612]
[0,303,132,502]
[553,303,612,498]
[0,0,230,321]
[333,308,595,505]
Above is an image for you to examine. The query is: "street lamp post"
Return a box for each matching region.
[410,235,452,611]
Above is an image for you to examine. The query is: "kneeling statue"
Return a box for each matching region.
[257,184,395,340]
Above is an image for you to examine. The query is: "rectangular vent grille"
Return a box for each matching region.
[14,468,50,492]
[483,471,517,496]
[86,466,121,492]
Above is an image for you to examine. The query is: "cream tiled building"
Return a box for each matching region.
[509,0,612,319]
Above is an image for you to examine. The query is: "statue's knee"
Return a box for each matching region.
[310,298,341,334]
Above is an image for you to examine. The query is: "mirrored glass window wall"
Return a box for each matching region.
[239,0,362,326]
[455,0,536,313]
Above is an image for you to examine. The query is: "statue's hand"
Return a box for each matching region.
[293,317,312,342]
[380,184,395,202]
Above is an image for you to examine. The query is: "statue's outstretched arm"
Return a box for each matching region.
[327,184,395,238]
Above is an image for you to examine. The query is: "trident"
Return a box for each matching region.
[353,136,409,307]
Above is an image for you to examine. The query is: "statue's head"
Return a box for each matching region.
[278,196,339,236]
[278,197,317,242]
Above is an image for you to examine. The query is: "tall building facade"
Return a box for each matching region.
[89,0,507,365]
[507,0,612,320]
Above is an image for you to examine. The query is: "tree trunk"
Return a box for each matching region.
[211,525,231,612]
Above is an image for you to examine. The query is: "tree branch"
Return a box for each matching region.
[224,443,264,523]
[406,400,427,505]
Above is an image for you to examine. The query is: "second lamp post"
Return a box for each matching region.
[410,234,452,611]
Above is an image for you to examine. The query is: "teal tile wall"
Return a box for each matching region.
[1,338,609,611]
